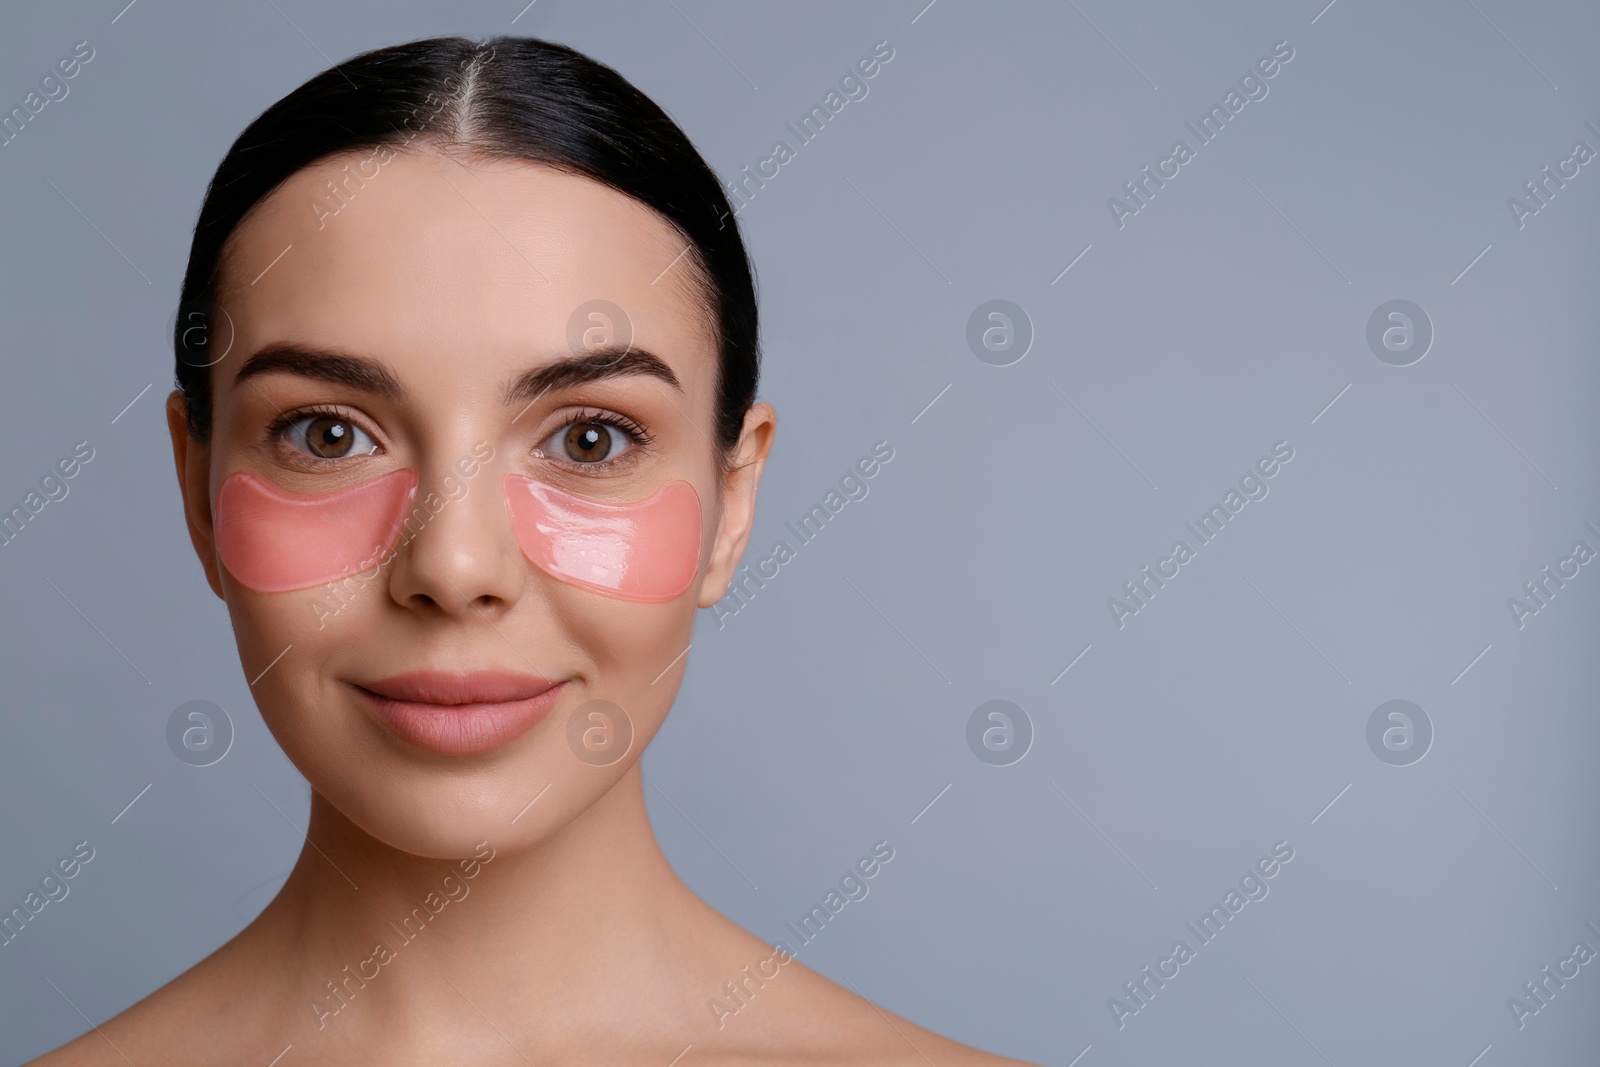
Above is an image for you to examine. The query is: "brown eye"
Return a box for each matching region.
[555,421,629,464]
[284,413,376,459]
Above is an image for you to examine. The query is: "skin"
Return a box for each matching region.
[28,148,1035,1067]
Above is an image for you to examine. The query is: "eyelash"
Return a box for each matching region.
[263,404,654,470]
[546,407,654,470]
[265,403,376,462]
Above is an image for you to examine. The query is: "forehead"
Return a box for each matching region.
[214,148,716,390]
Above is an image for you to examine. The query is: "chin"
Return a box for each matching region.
[254,672,639,862]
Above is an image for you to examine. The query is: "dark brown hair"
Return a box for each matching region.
[173,34,759,467]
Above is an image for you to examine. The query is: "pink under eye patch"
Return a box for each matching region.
[214,468,418,593]
[211,466,701,602]
[502,475,702,602]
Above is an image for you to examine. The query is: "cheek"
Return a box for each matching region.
[502,475,702,602]
[214,468,418,593]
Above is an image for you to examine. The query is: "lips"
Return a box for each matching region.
[353,669,565,755]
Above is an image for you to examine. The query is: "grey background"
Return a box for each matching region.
[2,0,1597,1063]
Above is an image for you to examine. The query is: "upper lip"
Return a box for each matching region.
[356,669,561,705]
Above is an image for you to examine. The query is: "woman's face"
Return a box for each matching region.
[166,148,772,859]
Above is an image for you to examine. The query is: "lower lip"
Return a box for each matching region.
[353,681,566,756]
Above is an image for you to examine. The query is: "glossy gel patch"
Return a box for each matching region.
[214,468,419,592]
[503,475,701,602]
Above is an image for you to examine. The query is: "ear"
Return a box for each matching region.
[697,402,776,609]
[165,390,224,599]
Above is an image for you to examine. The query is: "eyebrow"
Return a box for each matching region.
[506,345,682,405]
[232,344,403,398]
[229,342,683,404]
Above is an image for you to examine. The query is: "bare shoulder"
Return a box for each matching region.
[823,994,1040,1067]
[838,1010,1041,1067]
[22,985,219,1067]
[22,990,169,1066]
[694,945,1040,1067]
[21,940,260,1066]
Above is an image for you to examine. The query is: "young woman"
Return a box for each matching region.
[30,35,1032,1066]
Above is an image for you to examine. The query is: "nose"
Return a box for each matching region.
[383,453,526,619]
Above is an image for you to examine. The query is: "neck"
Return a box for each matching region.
[239,762,721,1051]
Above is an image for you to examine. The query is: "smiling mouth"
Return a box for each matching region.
[352,669,567,755]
